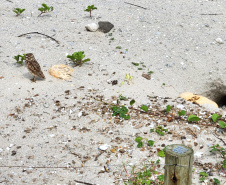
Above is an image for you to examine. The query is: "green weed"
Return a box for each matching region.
[67,51,90,67]
[38,3,53,17]
[14,54,26,65]
[188,115,200,122]
[111,105,130,120]
[123,161,164,185]
[13,8,25,16]
[84,5,97,17]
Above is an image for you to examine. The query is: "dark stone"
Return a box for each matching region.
[98,21,114,33]
[112,80,118,85]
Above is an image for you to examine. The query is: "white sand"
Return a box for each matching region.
[1,0,226,184]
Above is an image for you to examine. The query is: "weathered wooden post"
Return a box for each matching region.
[164,144,194,185]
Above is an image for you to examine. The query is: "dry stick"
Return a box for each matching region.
[200,13,223,15]
[18,32,60,45]
[74,180,96,185]
[124,2,147,10]
[212,132,226,146]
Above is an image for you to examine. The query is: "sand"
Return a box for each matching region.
[1,0,226,184]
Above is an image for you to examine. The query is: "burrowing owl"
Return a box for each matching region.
[25,53,45,82]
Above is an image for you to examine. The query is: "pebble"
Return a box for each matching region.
[194,152,203,158]
[216,38,223,44]
[176,104,185,109]
[43,103,49,108]
[85,23,99,32]
[77,111,83,118]
[99,144,109,151]
[98,21,114,33]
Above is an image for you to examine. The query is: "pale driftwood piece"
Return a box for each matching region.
[164,144,194,185]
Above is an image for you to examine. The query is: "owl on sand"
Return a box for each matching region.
[25,53,45,82]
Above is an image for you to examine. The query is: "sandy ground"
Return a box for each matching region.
[1,0,226,184]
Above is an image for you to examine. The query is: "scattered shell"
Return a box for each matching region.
[49,64,74,80]
[78,111,83,118]
[85,23,99,32]
[179,92,218,108]
[216,38,223,44]
[99,144,109,151]
[194,152,203,158]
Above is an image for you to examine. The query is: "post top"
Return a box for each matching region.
[166,144,193,157]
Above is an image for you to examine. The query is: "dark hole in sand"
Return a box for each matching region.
[216,95,226,107]
[203,80,226,108]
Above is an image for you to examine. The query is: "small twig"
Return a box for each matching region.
[124,2,147,10]
[212,132,226,146]
[18,32,60,45]
[200,13,223,15]
[74,180,96,185]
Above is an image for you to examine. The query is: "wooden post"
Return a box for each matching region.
[164,144,194,185]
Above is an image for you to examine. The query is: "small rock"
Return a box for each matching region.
[11,150,17,156]
[216,38,223,44]
[99,144,109,151]
[98,21,114,33]
[43,103,49,108]
[176,104,185,109]
[78,111,83,118]
[85,23,99,32]
[142,73,151,80]
[194,152,203,158]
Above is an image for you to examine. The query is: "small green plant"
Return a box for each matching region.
[166,105,171,113]
[116,46,122,49]
[158,150,165,157]
[158,147,167,157]
[13,8,25,16]
[213,178,221,185]
[119,95,127,100]
[148,71,154,75]
[132,62,139,66]
[199,172,208,182]
[210,144,226,158]
[150,126,170,136]
[178,110,186,117]
[13,54,26,65]
[38,3,53,17]
[210,144,226,170]
[121,74,134,86]
[111,105,130,120]
[188,115,200,122]
[126,73,133,81]
[67,51,90,67]
[130,100,135,106]
[218,121,226,128]
[135,136,154,148]
[123,161,164,185]
[140,105,148,112]
[212,113,222,122]
[162,83,166,86]
[84,5,97,17]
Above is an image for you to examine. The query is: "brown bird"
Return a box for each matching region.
[25,53,45,82]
